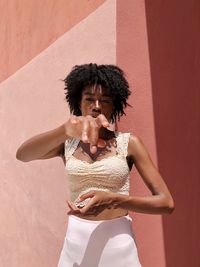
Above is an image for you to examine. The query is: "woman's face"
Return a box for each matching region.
[80,84,113,121]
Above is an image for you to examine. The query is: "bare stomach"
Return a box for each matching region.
[74,207,128,221]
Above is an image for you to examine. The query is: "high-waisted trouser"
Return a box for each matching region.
[57,214,142,267]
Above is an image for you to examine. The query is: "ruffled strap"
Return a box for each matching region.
[115,132,130,157]
[64,138,80,161]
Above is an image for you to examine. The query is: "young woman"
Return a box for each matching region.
[16,64,174,267]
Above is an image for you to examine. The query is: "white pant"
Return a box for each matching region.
[57,214,142,267]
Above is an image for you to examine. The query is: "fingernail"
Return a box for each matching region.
[83,136,89,143]
[90,146,97,154]
[83,135,87,141]
[106,125,113,130]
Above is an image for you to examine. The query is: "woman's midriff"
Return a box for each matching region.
[74,207,128,221]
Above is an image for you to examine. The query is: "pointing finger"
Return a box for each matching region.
[81,119,89,142]
[96,114,110,128]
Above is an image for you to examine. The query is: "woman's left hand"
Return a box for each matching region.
[78,190,118,215]
[68,190,119,216]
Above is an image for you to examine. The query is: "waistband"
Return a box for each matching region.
[69,214,132,224]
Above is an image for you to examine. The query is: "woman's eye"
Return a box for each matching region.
[101,99,111,104]
[85,98,94,102]
[85,98,112,104]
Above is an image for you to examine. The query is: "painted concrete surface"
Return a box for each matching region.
[117,1,166,266]
[117,0,200,266]
[0,0,106,82]
[2,0,198,266]
[0,1,116,266]
[145,1,200,266]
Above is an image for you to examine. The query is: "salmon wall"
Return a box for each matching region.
[117,1,166,266]
[1,1,199,267]
[0,1,116,266]
[117,1,200,267]
[0,0,106,82]
[145,1,200,266]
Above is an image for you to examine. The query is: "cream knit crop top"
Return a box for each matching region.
[64,132,131,202]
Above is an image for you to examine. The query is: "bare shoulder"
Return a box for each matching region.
[127,133,150,161]
[128,133,144,153]
[128,133,142,145]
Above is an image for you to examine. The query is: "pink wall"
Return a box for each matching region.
[145,1,200,266]
[0,0,106,82]
[117,1,166,266]
[0,1,116,266]
[117,0,200,267]
[1,0,199,266]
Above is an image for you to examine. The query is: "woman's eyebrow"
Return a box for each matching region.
[84,92,111,97]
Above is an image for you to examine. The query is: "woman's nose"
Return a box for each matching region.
[94,99,100,109]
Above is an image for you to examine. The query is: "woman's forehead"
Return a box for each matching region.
[83,84,111,96]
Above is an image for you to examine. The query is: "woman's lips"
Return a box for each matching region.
[91,112,101,118]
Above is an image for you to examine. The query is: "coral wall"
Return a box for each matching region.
[1,0,199,266]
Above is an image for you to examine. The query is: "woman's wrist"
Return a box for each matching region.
[111,193,130,209]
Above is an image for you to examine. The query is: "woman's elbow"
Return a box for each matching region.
[16,149,30,162]
[163,196,175,214]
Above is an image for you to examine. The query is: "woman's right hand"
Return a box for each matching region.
[64,114,111,153]
[16,114,111,162]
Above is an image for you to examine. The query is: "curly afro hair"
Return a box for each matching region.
[63,63,131,123]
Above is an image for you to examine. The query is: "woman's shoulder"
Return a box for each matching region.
[115,131,144,155]
[115,131,140,141]
[64,137,80,146]
[125,132,149,159]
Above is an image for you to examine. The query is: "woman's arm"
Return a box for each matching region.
[16,124,67,162]
[16,114,111,162]
[76,134,175,215]
[116,134,175,214]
